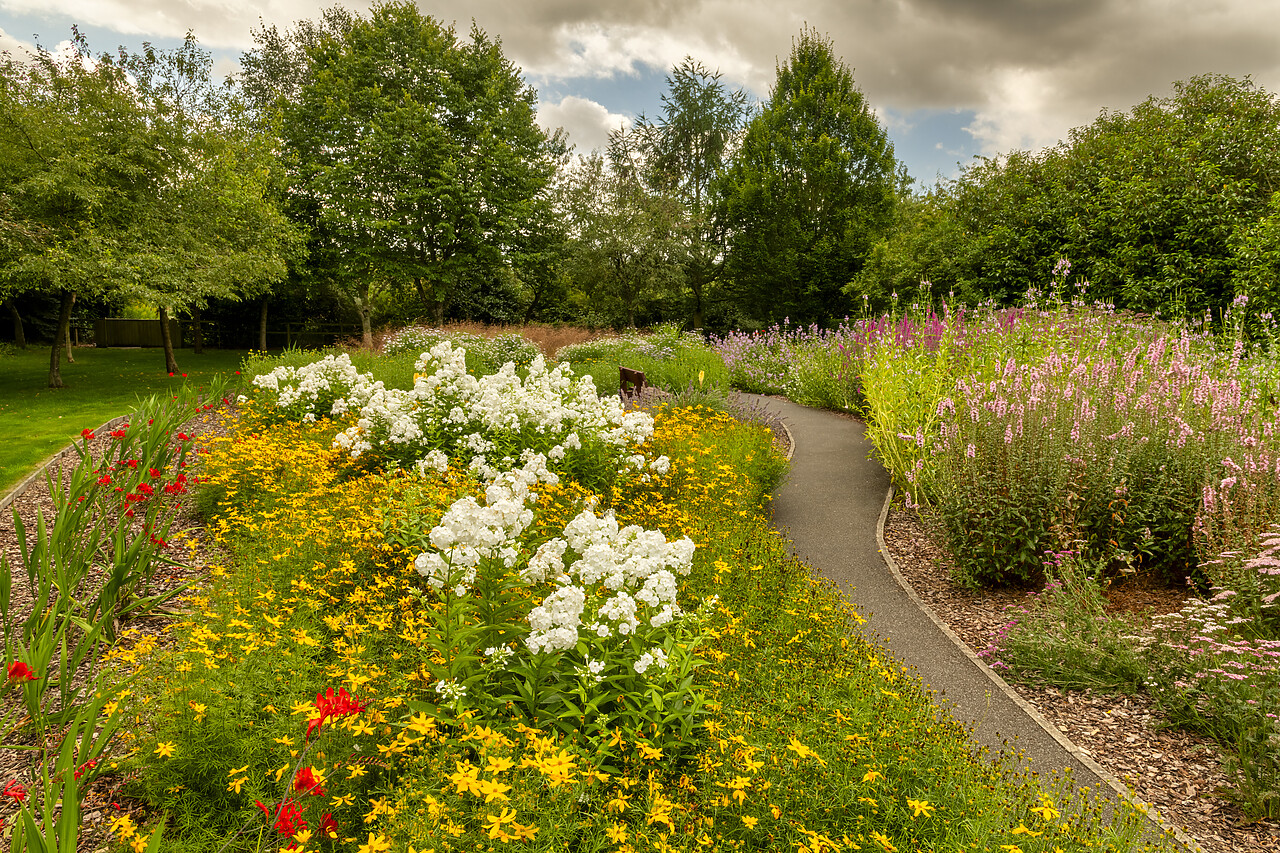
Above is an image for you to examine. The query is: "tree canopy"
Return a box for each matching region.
[0,30,296,384]
[866,74,1280,320]
[271,1,557,342]
[715,28,901,326]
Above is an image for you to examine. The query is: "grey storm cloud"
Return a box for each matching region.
[4,0,1279,155]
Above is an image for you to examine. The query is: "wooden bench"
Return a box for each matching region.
[619,366,646,399]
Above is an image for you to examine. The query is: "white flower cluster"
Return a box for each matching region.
[318,342,654,486]
[524,508,694,657]
[252,353,381,422]
[414,462,696,674]
[412,456,555,595]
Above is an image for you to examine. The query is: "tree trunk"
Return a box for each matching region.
[356,295,374,349]
[8,299,26,348]
[64,293,75,363]
[432,300,445,327]
[191,307,204,355]
[47,290,73,388]
[157,305,180,374]
[258,299,269,351]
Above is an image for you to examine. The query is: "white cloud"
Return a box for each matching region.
[963,68,1078,157]
[537,95,631,155]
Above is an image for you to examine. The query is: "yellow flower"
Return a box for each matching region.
[605,824,628,843]
[862,769,882,783]
[153,742,176,758]
[741,815,759,828]
[485,755,514,774]
[637,742,663,760]
[787,737,826,765]
[227,775,249,794]
[357,834,391,853]
[869,830,897,852]
[347,763,368,780]
[110,814,137,840]
[906,798,934,818]
[1030,798,1061,822]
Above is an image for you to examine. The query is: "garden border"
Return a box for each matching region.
[0,414,132,517]
[874,484,1204,853]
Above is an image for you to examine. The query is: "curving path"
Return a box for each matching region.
[759,396,1198,850]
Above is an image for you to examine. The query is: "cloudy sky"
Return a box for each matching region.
[2,0,1279,186]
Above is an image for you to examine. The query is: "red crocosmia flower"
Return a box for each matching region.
[148,467,162,479]
[318,813,339,838]
[257,799,306,837]
[292,766,325,797]
[136,483,155,497]
[124,508,135,519]
[110,429,128,440]
[168,372,174,377]
[176,432,192,442]
[81,428,95,440]
[98,475,112,486]
[181,373,188,378]
[73,759,97,780]
[149,534,168,549]
[6,661,37,682]
[307,686,366,739]
[2,780,26,803]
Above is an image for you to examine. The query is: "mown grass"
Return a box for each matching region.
[0,346,248,495]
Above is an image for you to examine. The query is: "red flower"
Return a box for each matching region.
[148,467,162,479]
[257,799,306,837]
[6,661,37,682]
[81,428,95,440]
[135,483,155,497]
[176,432,192,442]
[168,372,174,377]
[292,766,325,797]
[2,780,26,803]
[73,759,97,780]
[307,686,366,739]
[149,534,168,549]
[110,428,128,440]
[98,475,113,486]
[318,813,339,838]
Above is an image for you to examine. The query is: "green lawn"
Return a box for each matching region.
[0,346,250,495]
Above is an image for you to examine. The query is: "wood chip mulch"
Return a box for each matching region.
[882,502,1280,853]
[1,409,232,851]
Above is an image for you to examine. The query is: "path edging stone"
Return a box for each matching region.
[874,484,1203,853]
[1,414,133,516]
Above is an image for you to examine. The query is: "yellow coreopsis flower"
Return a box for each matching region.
[357,833,391,853]
[906,798,934,818]
[153,742,176,758]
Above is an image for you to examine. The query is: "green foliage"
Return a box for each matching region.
[0,31,298,386]
[558,151,686,329]
[978,550,1149,691]
[715,28,901,326]
[873,74,1280,321]
[276,2,555,338]
[627,58,749,329]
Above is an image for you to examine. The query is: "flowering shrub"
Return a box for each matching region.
[248,342,661,496]
[383,325,541,371]
[409,456,706,758]
[250,352,381,423]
